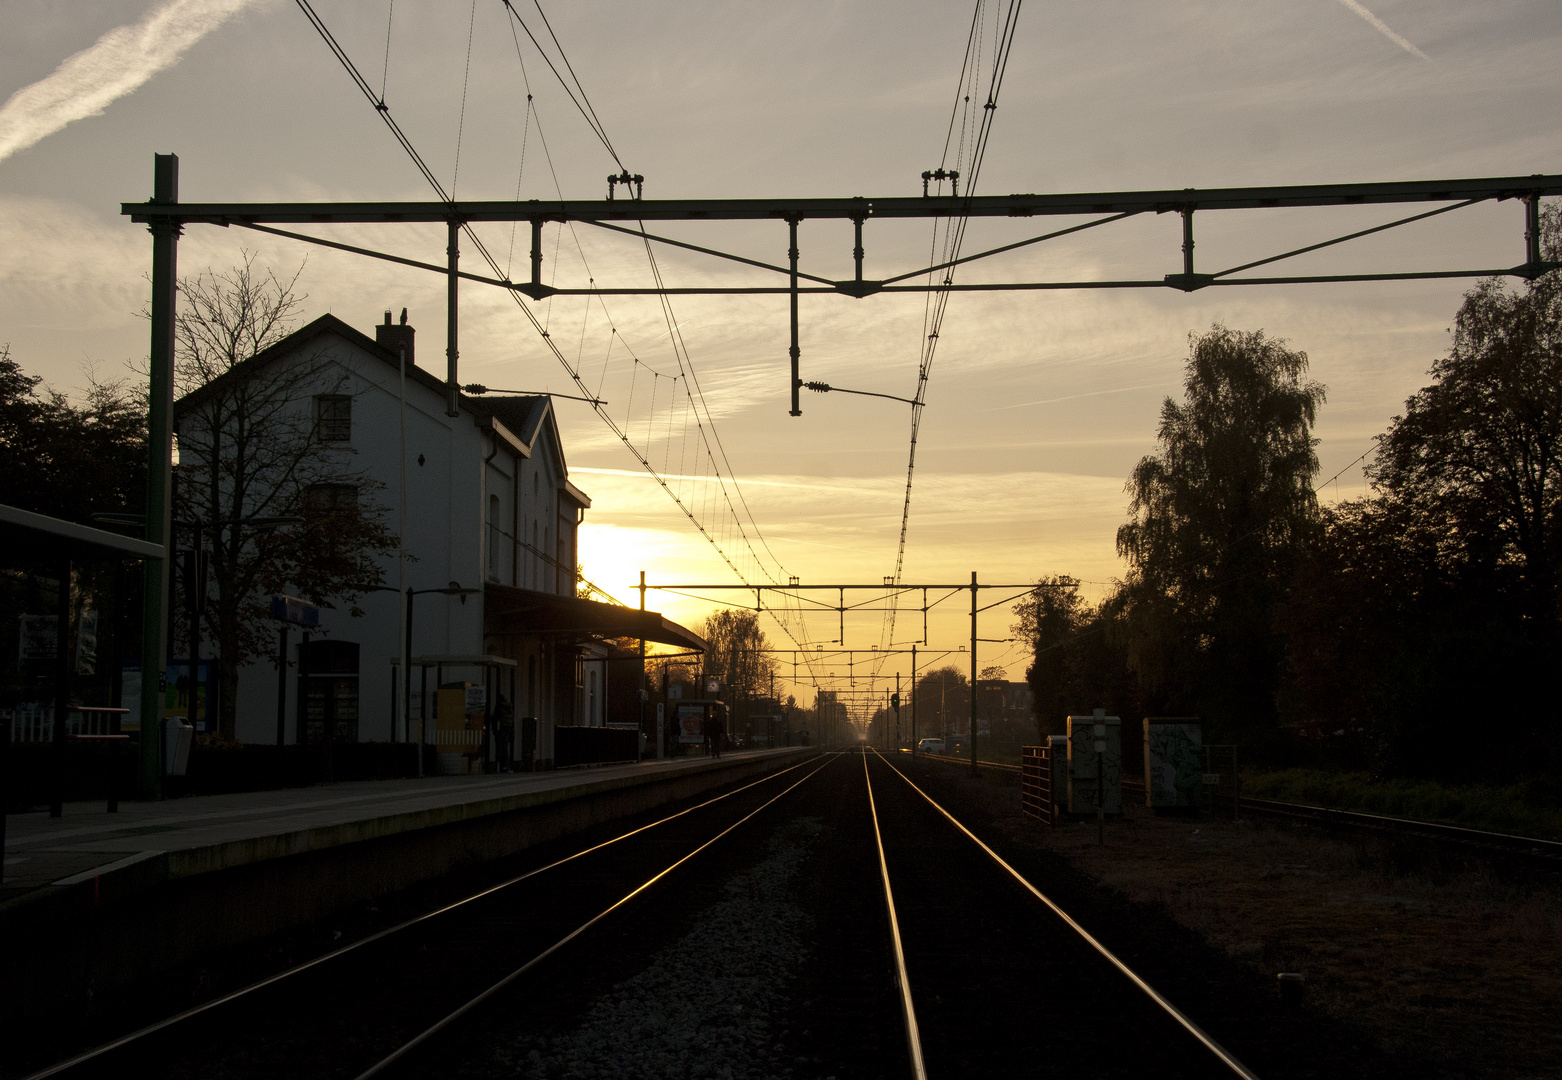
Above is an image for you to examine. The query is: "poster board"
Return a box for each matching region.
[1144,719,1202,809]
[1066,714,1122,815]
[677,703,706,744]
[164,660,214,732]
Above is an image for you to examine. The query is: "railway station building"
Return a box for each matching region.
[173,309,704,764]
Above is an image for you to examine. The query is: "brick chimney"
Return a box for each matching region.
[375,307,414,366]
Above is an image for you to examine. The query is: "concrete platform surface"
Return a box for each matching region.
[1,748,802,907]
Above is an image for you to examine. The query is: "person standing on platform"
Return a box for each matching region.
[701,709,713,758]
[710,713,724,759]
[494,694,515,772]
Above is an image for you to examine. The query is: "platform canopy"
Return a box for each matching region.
[484,584,707,652]
[0,502,162,560]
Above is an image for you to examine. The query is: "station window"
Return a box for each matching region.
[314,394,352,441]
[304,483,358,515]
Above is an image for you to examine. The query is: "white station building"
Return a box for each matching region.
[173,310,705,767]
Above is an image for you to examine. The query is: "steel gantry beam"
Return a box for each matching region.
[124,171,1562,428]
[124,174,1562,300]
[122,175,1562,224]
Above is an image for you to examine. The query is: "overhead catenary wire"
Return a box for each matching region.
[499,0,624,170]
[451,0,478,197]
[292,0,828,688]
[876,0,1024,671]
[496,15,795,610]
[379,0,394,104]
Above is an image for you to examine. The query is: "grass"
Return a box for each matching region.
[1243,767,1562,842]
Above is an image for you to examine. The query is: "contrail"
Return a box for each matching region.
[0,0,260,164]
[1333,0,1431,62]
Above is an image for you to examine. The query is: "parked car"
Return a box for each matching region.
[917,737,946,754]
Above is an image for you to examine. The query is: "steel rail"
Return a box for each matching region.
[353,754,838,1079]
[936,760,1561,862]
[911,749,1021,774]
[872,750,1261,1080]
[20,754,823,1080]
[1234,797,1562,862]
[860,753,929,1080]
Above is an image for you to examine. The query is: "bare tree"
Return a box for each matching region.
[171,254,396,741]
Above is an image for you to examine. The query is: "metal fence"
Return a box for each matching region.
[5,705,122,743]
[1202,743,1242,819]
[1020,744,1059,825]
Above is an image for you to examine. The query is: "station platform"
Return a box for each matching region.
[3,746,814,1021]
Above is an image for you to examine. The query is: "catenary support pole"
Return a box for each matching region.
[853,215,864,285]
[189,521,202,736]
[1525,194,1543,269]
[787,216,801,417]
[1095,707,1106,847]
[407,589,421,777]
[910,643,917,756]
[398,344,408,744]
[1181,208,1195,277]
[446,219,460,418]
[530,217,544,295]
[139,153,180,799]
[49,552,70,817]
[970,570,979,777]
[639,570,648,759]
[275,624,288,745]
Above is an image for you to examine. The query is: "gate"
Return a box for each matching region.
[1021,744,1058,825]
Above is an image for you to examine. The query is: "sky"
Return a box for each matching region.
[3,0,1561,717]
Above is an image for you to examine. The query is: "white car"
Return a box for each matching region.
[917,738,946,754]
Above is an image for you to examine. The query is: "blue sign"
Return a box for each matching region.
[270,595,320,627]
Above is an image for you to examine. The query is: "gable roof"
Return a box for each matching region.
[171,313,587,499]
[173,313,444,416]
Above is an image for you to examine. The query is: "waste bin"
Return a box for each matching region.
[164,718,193,776]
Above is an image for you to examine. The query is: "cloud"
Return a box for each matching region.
[1332,0,1431,62]
[0,0,260,164]
[986,383,1163,411]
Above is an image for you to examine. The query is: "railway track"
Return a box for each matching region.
[917,749,1562,866]
[863,749,1258,1079]
[21,747,1409,1078]
[1234,795,1562,864]
[18,754,832,1080]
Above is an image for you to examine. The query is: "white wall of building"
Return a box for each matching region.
[181,316,584,746]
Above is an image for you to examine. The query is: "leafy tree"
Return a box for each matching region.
[912,664,969,736]
[1371,244,1562,622]
[1013,576,1140,737]
[1289,210,1562,776]
[810,688,848,744]
[1013,575,1089,735]
[0,344,145,522]
[171,256,396,741]
[699,609,781,734]
[1116,324,1325,750]
[1286,488,1555,778]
